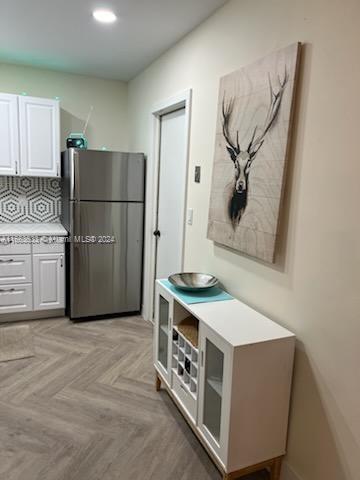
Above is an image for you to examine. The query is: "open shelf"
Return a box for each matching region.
[207,377,223,397]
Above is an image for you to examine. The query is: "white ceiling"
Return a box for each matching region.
[0,0,227,81]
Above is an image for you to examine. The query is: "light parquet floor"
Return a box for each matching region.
[0,316,266,480]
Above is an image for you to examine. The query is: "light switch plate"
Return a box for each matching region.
[195,166,201,183]
[187,208,193,225]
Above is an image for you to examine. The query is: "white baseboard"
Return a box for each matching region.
[281,461,302,480]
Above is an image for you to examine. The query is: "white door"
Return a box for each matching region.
[0,93,20,176]
[19,96,60,177]
[155,107,187,279]
[33,253,65,310]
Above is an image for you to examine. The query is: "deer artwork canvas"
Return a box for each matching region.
[207,43,300,263]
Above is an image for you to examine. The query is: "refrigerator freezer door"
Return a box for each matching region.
[70,201,143,319]
[68,149,145,202]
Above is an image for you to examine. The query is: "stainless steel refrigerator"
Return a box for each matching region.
[61,149,145,320]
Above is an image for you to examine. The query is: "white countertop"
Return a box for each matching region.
[0,223,68,236]
[158,279,295,347]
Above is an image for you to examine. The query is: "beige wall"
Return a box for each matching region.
[128,1,360,479]
[0,63,128,151]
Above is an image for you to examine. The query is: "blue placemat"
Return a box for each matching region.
[160,279,233,304]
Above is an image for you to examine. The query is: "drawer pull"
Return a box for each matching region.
[0,259,14,263]
[0,288,16,293]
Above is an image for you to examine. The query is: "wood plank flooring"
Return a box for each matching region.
[0,316,266,480]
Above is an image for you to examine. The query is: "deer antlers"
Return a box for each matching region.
[222,67,289,161]
[222,97,240,163]
[247,68,289,157]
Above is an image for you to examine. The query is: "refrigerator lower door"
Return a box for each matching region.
[70,201,143,319]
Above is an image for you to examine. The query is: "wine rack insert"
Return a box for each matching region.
[172,326,198,399]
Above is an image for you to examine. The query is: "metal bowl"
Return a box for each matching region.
[168,273,219,292]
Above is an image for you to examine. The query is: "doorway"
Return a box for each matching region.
[155,107,186,279]
[143,89,192,322]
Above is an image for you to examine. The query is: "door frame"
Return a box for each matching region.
[143,89,192,323]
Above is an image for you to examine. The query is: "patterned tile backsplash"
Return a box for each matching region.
[0,177,61,223]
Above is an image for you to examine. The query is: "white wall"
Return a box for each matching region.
[0,63,128,151]
[128,1,360,479]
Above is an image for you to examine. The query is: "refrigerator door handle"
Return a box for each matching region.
[73,150,80,201]
[75,203,81,247]
[69,149,75,200]
[71,201,81,248]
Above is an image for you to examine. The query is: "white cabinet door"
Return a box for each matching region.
[198,322,232,465]
[33,253,65,310]
[19,96,60,177]
[0,93,20,176]
[154,285,173,386]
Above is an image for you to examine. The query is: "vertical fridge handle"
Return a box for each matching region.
[71,201,81,248]
[74,150,80,201]
[69,149,80,201]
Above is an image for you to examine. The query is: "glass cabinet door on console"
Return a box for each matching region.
[198,322,231,462]
[154,288,172,386]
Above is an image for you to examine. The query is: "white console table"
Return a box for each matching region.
[154,279,295,480]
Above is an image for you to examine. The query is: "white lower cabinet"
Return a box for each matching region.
[0,238,65,318]
[33,253,65,310]
[154,280,296,480]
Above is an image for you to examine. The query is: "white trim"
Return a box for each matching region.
[142,89,192,322]
[281,461,302,480]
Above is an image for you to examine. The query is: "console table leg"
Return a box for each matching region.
[155,373,161,391]
[270,457,283,480]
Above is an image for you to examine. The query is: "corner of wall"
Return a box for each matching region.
[281,461,302,480]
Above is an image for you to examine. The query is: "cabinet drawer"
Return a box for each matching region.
[0,283,33,314]
[0,240,31,255]
[172,372,196,422]
[32,240,65,254]
[0,255,32,285]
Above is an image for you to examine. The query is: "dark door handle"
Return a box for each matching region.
[153,230,161,238]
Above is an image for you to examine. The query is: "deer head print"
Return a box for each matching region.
[222,69,289,227]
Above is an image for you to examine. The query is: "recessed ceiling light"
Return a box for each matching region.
[92,9,117,24]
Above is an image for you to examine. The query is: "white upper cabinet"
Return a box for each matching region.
[19,96,60,177]
[0,93,60,178]
[0,93,20,175]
